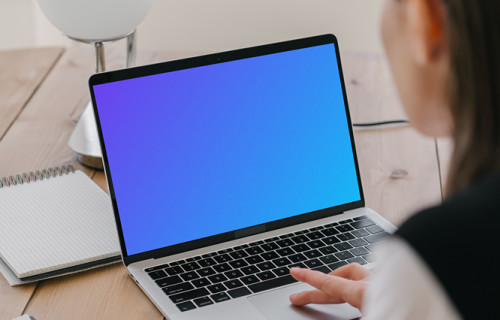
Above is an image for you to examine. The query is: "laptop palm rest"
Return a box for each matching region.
[248,282,361,320]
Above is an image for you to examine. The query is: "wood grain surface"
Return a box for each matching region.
[0,48,451,320]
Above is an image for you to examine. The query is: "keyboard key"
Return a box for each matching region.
[337,233,355,241]
[176,301,196,312]
[170,287,210,304]
[225,269,244,279]
[229,259,248,269]
[288,262,307,269]
[321,227,339,237]
[194,296,214,307]
[273,267,289,277]
[313,265,330,273]
[202,252,217,258]
[199,258,217,268]
[192,278,211,288]
[241,265,260,275]
[164,282,195,295]
[272,257,291,266]
[319,246,337,255]
[334,242,353,251]
[208,274,228,284]
[181,271,199,282]
[276,248,295,256]
[304,249,322,259]
[155,275,182,287]
[145,263,169,272]
[249,275,297,293]
[335,224,354,233]
[352,229,370,238]
[257,271,276,281]
[213,263,232,273]
[320,255,339,264]
[310,226,324,231]
[241,275,259,285]
[364,232,389,243]
[323,236,341,245]
[228,287,252,298]
[365,244,377,252]
[261,251,279,260]
[211,292,231,303]
[307,240,325,249]
[218,248,233,254]
[292,243,310,252]
[327,261,348,271]
[246,255,264,264]
[164,266,184,276]
[148,270,167,280]
[257,261,276,271]
[350,247,369,256]
[214,254,232,264]
[265,237,280,243]
[197,267,216,277]
[246,246,264,255]
[234,244,249,250]
[349,238,369,247]
[182,262,201,272]
[353,215,368,221]
[367,225,385,234]
[279,234,293,239]
[276,239,294,247]
[335,250,354,260]
[224,279,244,289]
[261,243,279,251]
[289,253,308,263]
[348,257,367,265]
[304,259,322,269]
[351,219,375,229]
[291,235,309,244]
[207,283,226,293]
[230,250,249,259]
[306,231,324,240]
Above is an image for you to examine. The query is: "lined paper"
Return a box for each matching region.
[0,170,120,279]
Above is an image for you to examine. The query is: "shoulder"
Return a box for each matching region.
[363,238,462,320]
[395,172,500,319]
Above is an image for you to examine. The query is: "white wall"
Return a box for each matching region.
[1,0,384,54]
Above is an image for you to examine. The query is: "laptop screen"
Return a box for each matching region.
[92,38,361,257]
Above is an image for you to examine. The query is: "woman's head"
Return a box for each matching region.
[381,0,500,195]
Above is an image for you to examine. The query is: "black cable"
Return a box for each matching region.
[352,120,409,127]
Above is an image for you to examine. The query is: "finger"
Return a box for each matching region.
[330,263,369,281]
[289,289,345,306]
[290,267,350,294]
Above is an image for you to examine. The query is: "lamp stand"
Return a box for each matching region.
[68,30,136,169]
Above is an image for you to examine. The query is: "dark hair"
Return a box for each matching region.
[444,1,500,195]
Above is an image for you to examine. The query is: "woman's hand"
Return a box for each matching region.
[289,263,369,310]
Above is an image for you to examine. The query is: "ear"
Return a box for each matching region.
[407,0,447,64]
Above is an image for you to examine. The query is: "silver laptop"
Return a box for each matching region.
[89,34,396,320]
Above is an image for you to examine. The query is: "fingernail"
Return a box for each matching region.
[289,293,298,300]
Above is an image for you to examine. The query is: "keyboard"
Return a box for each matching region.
[145,215,388,312]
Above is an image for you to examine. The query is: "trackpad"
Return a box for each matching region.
[248,283,361,320]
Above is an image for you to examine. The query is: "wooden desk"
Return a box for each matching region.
[0,47,452,320]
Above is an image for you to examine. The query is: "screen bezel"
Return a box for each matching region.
[89,34,365,266]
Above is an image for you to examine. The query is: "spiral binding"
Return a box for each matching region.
[0,165,75,188]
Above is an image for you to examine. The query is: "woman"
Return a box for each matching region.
[289,0,500,319]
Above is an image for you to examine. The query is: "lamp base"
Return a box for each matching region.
[68,102,103,169]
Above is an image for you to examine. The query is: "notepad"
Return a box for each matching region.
[0,166,120,286]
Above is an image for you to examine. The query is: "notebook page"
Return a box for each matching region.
[0,170,120,278]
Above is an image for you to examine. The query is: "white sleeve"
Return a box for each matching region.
[362,237,462,320]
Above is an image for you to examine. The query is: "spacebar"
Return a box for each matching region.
[248,275,297,293]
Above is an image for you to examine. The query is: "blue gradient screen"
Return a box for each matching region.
[93,43,361,256]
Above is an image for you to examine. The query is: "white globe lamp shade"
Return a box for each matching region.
[37,0,154,41]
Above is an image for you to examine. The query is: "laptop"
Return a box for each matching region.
[89,34,396,320]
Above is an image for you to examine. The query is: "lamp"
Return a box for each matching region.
[37,0,155,169]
